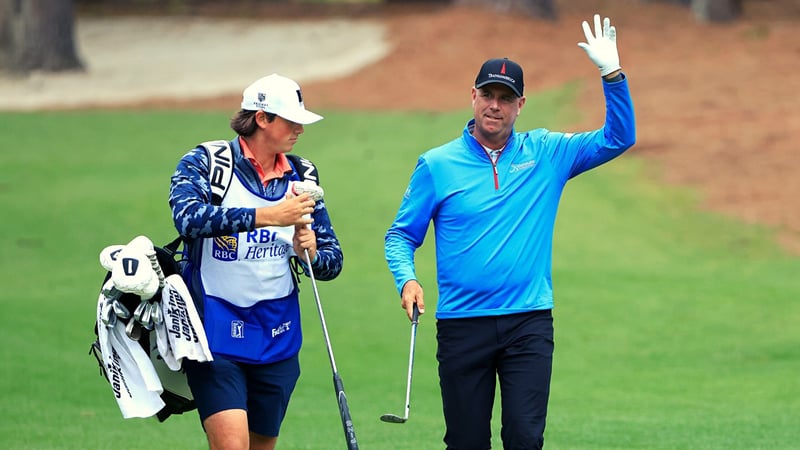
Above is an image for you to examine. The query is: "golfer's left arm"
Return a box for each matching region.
[566,14,636,174]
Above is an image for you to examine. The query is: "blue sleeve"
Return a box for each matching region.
[169,147,255,239]
[385,156,437,295]
[545,74,636,180]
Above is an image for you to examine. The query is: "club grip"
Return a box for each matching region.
[412,303,420,324]
[333,373,359,450]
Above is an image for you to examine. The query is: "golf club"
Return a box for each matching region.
[380,303,420,424]
[304,248,359,450]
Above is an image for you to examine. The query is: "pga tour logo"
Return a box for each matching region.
[231,320,244,339]
[212,235,238,261]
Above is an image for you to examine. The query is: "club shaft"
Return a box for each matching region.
[304,249,358,449]
[305,249,338,373]
[403,306,419,418]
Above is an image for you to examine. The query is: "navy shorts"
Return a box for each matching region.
[183,354,301,437]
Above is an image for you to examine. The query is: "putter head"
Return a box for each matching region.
[380,413,407,424]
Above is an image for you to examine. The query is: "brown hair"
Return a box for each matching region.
[230,110,277,136]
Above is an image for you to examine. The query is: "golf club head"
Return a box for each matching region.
[140,303,154,330]
[99,244,125,271]
[133,300,149,324]
[150,301,163,325]
[290,180,324,201]
[101,301,117,327]
[380,413,407,424]
[125,317,142,340]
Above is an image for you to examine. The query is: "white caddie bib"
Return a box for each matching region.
[200,175,296,307]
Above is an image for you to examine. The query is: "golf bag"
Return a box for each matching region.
[89,237,196,422]
[89,140,318,422]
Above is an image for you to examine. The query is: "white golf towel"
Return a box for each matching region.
[96,282,165,419]
[156,274,213,369]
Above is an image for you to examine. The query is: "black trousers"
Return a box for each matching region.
[436,309,554,450]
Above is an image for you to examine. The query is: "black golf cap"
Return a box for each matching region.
[474,58,524,97]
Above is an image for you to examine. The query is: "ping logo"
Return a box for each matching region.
[292,155,317,183]
[210,145,231,187]
[212,235,238,261]
[231,320,244,339]
[206,141,233,205]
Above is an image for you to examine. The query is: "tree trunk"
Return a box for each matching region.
[0,0,84,74]
[692,0,742,22]
[455,0,557,20]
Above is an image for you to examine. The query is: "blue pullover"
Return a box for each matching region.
[385,76,635,319]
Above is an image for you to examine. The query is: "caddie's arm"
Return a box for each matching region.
[254,194,315,228]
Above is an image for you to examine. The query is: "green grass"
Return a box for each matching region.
[1,82,798,449]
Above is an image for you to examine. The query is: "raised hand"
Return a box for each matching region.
[577,14,621,77]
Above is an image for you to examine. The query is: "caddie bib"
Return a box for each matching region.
[199,173,301,363]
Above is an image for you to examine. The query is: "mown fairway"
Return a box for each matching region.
[1,83,798,449]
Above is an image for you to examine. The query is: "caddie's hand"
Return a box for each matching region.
[577,14,621,77]
[293,225,317,263]
[255,193,315,227]
[400,279,425,321]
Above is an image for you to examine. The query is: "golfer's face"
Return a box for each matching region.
[472,84,524,141]
[265,114,305,153]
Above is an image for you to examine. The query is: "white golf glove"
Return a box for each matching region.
[577,14,621,77]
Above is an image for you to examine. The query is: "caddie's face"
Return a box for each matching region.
[261,112,305,153]
[471,84,525,146]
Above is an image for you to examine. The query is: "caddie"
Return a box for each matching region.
[169,73,343,450]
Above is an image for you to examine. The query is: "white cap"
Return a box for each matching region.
[241,73,323,124]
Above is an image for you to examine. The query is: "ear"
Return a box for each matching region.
[256,111,270,128]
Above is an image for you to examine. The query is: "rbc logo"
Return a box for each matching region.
[212,235,238,261]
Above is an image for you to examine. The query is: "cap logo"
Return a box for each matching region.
[258,92,265,102]
[296,89,303,104]
[487,73,516,85]
[475,59,523,96]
